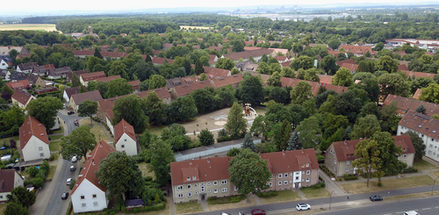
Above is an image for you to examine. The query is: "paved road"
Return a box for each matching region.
[40,112,84,215]
[195,185,439,215]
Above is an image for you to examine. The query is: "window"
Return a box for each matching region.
[40,153,44,157]
[295,177,299,180]
[124,139,127,142]
[222,188,228,193]
[213,181,218,185]
[403,154,407,158]
[306,162,309,167]
[207,182,211,186]
[221,180,227,184]
[214,189,218,194]
[178,194,183,198]
[93,201,98,206]
[346,161,351,165]
[284,181,288,185]
[121,145,125,148]
[82,203,86,207]
[306,170,310,175]
[80,195,85,199]
[269,182,273,187]
[187,184,191,189]
[177,185,183,190]
[278,181,282,185]
[193,176,196,180]
[92,194,97,198]
[38,147,43,151]
[234,186,238,191]
[0,195,3,199]
[187,177,191,181]
[284,173,288,177]
[278,174,282,178]
[187,192,192,197]
[201,186,205,192]
[306,178,310,182]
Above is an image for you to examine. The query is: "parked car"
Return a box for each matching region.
[296,203,311,211]
[221,213,230,215]
[74,119,79,126]
[251,209,266,215]
[70,165,76,172]
[71,156,78,163]
[66,178,72,185]
[67,111,74,115]
[61,192,69,200]
[369,195,383,201]
[403,211,420,215]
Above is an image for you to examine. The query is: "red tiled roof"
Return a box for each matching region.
[280,77,347,95]
[80,71,106,82]
[72,141,115,194]
[114,119,136,143]
[336,59,355,66]
[281,61,292,67]
[64,86,80,99]
[274,56,287,61]
[6,80,30,90]
[413,88,422,100]
[328,50,341,56]
[19,116,49,150]
[128,80,141,90]
[171,157,232,186]
[0,169,19,192]
[210,74,243,89]
[339,63,358,72]
[318,75,333,85]
[338,44,375,55]
[71,90,103,105]
[401,70,434,79]
[331,135,414,162]
[399,112,439,139]
[101,51,127,58]
[203,67,230,79]
[224,48,274,61]
[72,49,94,56]
[12,90,32,106]
[137,87,171,100]
[173,80,212,97]
[243,47,262,51]
[152,57,174,65]
[383,94,439,116]
[93,75,121,83]
[260,149,319,174]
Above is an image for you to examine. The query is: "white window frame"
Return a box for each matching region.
[284,180,288,185]
[213,181,218,185]
[187,177,191,181]
[278,174,282,178]
[306,170,310,175]
[278,181,282,185]
[177,185,183,190]
[221,180,227,184]
[178,193,184,198]
[187,184,191,189]
[187,192,192,197]
[214,189,218,194]
[193,176,196,180]
[284,173,288,177]
[306,178,310,182]
[222,188,228,193]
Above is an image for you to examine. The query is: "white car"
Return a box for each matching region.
[403,211,419,215]
[66,178,72,185]
[71,156,77,163]
[296,203,311,211]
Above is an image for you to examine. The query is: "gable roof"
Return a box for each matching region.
[224,48,274,61]
[17,62,38,71]
[260,149,319,174]
[66,70,88,82]
[128,80,141,90]
[203,67,230,79]
[80,71,106,82]
[19,116,49,149]
[114,119,136,143]
[338,44,375,55]
[399,111,439,139]
[72,141,115,195]
[64,86,81,99]
[0,169,18,192]
[152,57,174,65]
[93,75,121,83]
[210,74,243,89]
[71,90,103,105]
[383,94,439,117]
[173,80,212,98]
[331,135,415,162]
[12,90,33,106]
[6,80,30,90]
[318,74,333,85]
[171,157,232,186]
[413,88,422,100]
[401,70,435,79]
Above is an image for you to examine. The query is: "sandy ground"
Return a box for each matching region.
[0,24,58,32]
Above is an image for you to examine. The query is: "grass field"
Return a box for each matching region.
[0,24,58,32]
[259,190,301,204]
[138,162,156,179]
[413,159,439,171]
[301,187,330,199]
[180,25,213,30]
[175,201,202,214]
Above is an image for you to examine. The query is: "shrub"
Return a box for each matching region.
[402,167,418,173]
[343,174,358,181]
[304,181,325,189]
[319,164,335,178]
[317,154,325,163]
[207,195,245,204]
[256,191,278,198]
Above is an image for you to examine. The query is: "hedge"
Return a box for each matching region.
[343,174,358,181]
[256,191,278,198]
[207,195,245,204]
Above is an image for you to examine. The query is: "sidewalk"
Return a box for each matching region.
[319,171,347,197]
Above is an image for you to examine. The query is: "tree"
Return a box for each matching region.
[142,92,166,125]
[94,48,103,59]
[328,38,341,50]
[105,79,133,98]
[60,126,96,160]
[406,131,426,160]
[216,58,235,70]
[380,102,400,133]
[27,96,63,130]
[291,56,314,70]
[5,202,28,215]
[229,149,271,195]
[280,67,295,78]
[420,83,439,104]
[350,115,381,139]
[290,81,312,105]
[147,74,167,90]
[108,60,128,79]
[191,88,215,114]
[332,67,353,86]
[273,120,292,151]
[295,115,322,149]
[0,106,25,137]
[148,138,174,186]
[267,72,281,87]
[161,124,191,151]
[198,129,214,146]
[238,75,264,106]
[78,100,97,124]
[166,96,198,122]
[287,131,301,150]
[371,132,403,179]
[225,102,247,139]
[353,139,382,187]
[416,105,426,114]
[375,55,398,73]
[357,60,375,73]
[378,73,410,97]
[71,74,81,87]
[321,55,338,75]
[195,60,204,75]
[97,152,144,197]
[242,133,257,152]
[113,95,148,133]
[7,186,35,208]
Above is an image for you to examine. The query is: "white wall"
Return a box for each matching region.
[106,117,114,136]
[398,125,439,162]
[0,60,8,70]
[72,179,107,213]
[63,91,70,103]
[22,136,50,161]
[115,133,137,156]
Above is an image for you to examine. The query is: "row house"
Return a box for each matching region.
[114,119,137,156]
[79,71,106,87]
[397,111,439,162]
[338,44,376,57]
[19,116,50,162]
[325,135,415,177]
[0,169,24,202]
[11,90,35,109]
[223,48,274,63]
[69,90,103,112]
[171,149,319,203]
[279,77,347,96]
[383,94,439,117]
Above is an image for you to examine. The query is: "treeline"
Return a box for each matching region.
[0,31,69,46]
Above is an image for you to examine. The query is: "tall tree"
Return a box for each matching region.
[405,131,426,160]
[350,114,381,140]
[332,67,353,87]
[216,58,235,70]
[229,149,271,195]
[94,48,103,59]
[113,95,149,133]
[147,138,175,186]
[105,79,133,98]
[267,72,281,87]
[238,75,264,106]
[198,129,214,146]
[60,126,96,160]
[7,186,35,208]
[97,152,144,197]
[273,120,292,151]
[142,92,166,125]
[78,100,98,124]
[371,132,403,180]
[290,81,313,105]
[166,96,198,123]
[242,133,257,152]
[27,96,63,130]
[191,88,215,114]
[0,106,25,137]
[291,56,314,70]
[225,102,247,139]
[108,60,128,79]
[5,202,28,215]
[147,74,167,90]
[353,139,382,187]
[321,55,338,75]
[420,82,439,104]
[195,60,204,75]
[375,55,398,73]
[378,73,410,97]
[286,131,301,150]
[161,124,192,151]
[295,115,322,148]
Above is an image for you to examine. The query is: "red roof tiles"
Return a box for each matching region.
[171,157,232,186]
[19,116,49,150]
[260,149,319,174]
[338,44,375,56]
[114,119,136,142]
[12,90,32,106]
[399,112,439,139]
[224,48,274,61]
[6,80,30,90]
[0,169,20,193]
[203,67,230,79]
[93,75,121,83]
[383,94,439,116]
[80,71,106,82]
[71,90,103,105]
[210,74,243,89]
[173,80,212,98]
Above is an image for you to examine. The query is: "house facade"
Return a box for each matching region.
[19,116,50,162]
[11,90,35,109]
[397,111,439,162]
[171,149,319,203]
[114,119,137,156]
[0,169,24,202]
[69,90,103,112]
[63,86,80,103]
[79,71,106,87]
[325,135,415,177]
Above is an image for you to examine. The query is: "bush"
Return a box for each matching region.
[207,195,245,204]
[402,167,418,173]
[217,135,232,143]
[377,182,382,187]
[317,154,325,164]
[125,202,166,213]
[49,154,55,161]
[319,164,335,178]
[343,174,358,181]
[304,181,325,190]
[69,179,76,190]
[256,191,278,198]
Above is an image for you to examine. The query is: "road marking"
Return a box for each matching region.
[422,207,431,210]
[435,206,439,208]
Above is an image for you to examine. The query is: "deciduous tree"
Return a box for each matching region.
[113,95,149,133]
[60,126,96,160]
[238,75,264,106]
[290,81,312,105]
[350,114,381,140]
[332,67,353,86]
[353,139,382,187]
[198,129,214,146]
[7,186,35,208]
[225,102,247,139]
[78,100,98,124]
[105,78,133,98]
[27,96,63,131]
[147,138,174,186]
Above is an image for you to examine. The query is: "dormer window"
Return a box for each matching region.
[306,162,309,167]
[187,177,191,181]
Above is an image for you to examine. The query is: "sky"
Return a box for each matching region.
[2,0,436,15]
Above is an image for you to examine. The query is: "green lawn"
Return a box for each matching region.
[413,160,439,171]
[49,141,61,152]
[0,136,19,144]
[340,175,435,194]
[46,165,57,181]
[149,126,168,136]
[259,190,301,204]
[175,201,202,214]
[0,203,6,214]
[52,127,64,135]
[138,163,156,179]
[301,187,330,199]
[207,195,245,205]
[50,135,64,141]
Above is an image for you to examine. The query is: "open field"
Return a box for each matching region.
[0,203,5,214]
[301,187,330,199]
[413,159,439,171]
[0,24,58,32]
[340,175,435,194]
[175,200,202,214]
[79,119,112,143]
[259,190,301,204]
[180,25,213,30]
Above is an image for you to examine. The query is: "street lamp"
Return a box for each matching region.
[431,179,436,196]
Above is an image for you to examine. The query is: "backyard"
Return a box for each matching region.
[79,119,113,143]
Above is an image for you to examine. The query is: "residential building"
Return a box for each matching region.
[170,80,212,99]
[280,77,347,96]
[92,75,121,83]
[203,67,231,79]
[128,80,141,91]
[16,62,38,74]
[171,149,319,203]
[79,72,106,87]
[114,119,137,156]
[47,67,72,80]
[6,80,30,90]
[0,56,11,70]
[383,94,439,117]
[397,112,439,162]
[63,86,81,103]
[19,116,50,162]
[223,48,274,62]
[210,74,243,89]
[11,90,35,109]
[338,44,376,56]
[71,141,115,213]
[325,135,415,177]
[0,169,24,202]
[69,90,103,112]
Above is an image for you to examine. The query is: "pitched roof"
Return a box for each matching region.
[66,70,88,82]
[383,94,439,116]
[210,74,243,89]
[72,49,94,56]
[128,80,141,90]
[339,63,358,72]
[79,71,106,82]
[401,70,435,79]
[399,111,439,139]
[114,119,136,142]
[260,149,318,174]
[48,67,72,77]
[12,90,32,106]
[72,141,115,195]
[203,67,230,79]
[318,74,333,85]
[170,157,232,186]
[224,48,274,61]
[173,80,212,97]
[280,77,321,96]
[71,90,103,105]
[413,88,422,100]
[93,75,121,83]
[6,80,30,90]
[331,135,415,162]
[64,86,81,99]
[0,169,18,192]
[137,87,171,100]
[152,57,174,65]
[17,62,38,71]
[19,116,49,150]
[338,44,375,55]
